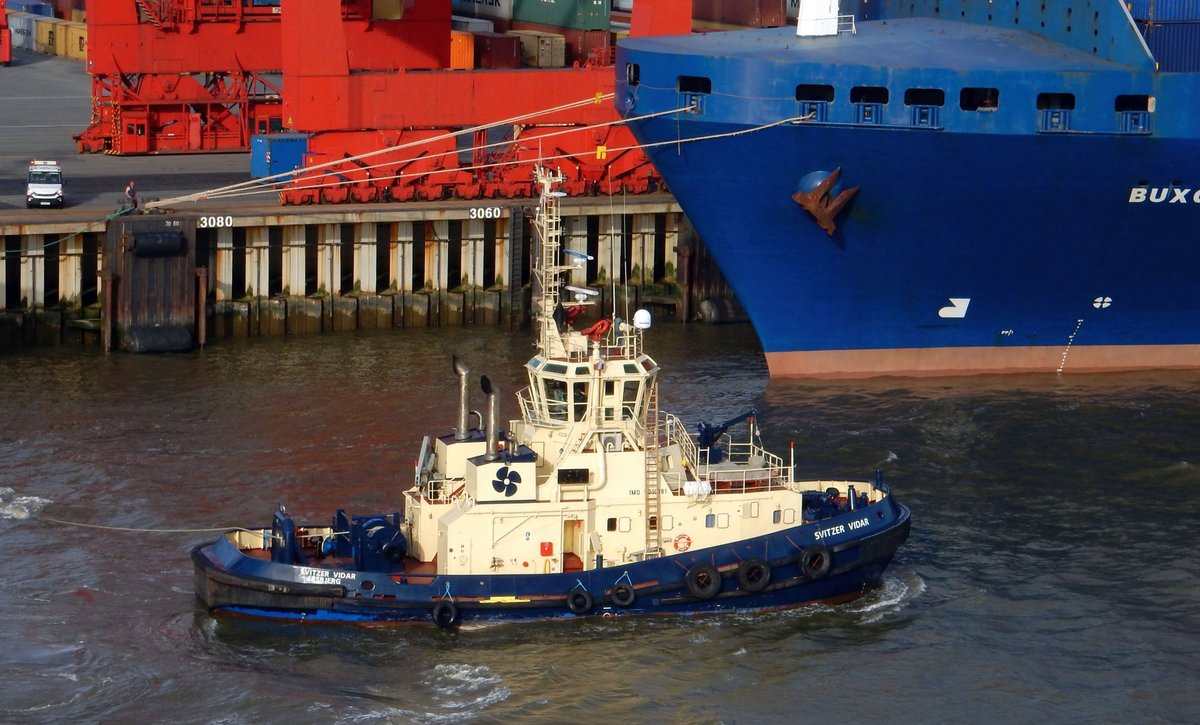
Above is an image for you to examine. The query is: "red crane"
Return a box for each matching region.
[274,0,693,203]
[1,0,12,68]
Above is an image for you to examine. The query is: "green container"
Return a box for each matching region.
[512,0,611,31]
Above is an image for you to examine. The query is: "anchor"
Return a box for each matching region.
[792,167,859,235]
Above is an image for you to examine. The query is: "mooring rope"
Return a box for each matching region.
[34,513,256,534]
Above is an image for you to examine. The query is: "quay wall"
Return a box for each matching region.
[0,198,740,349]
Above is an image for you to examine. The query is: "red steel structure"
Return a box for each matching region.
[275,0,692,203]
[75,0,695,203]
[74,0,434,154]
[1,0,12,68]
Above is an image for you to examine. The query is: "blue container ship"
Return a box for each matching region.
[617,0,1200,377]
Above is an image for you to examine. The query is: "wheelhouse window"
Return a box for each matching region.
[961,87,1000,111]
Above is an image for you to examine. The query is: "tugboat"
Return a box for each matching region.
[192,166,911,627]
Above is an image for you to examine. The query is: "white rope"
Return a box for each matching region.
[35,513,259,534]
[150,100,801,206]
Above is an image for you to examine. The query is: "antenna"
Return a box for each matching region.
[564,284,599,303]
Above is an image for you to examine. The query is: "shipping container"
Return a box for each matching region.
[1128,0,1200,22]
[1139,20,1200,72]
[8,13,36,50]
[452,0,513,22]
[693,0,786,28]
[452,14,494,33]
[8,0,53,17]
[34,15,64,55]
[450,29,474,69]
[510,20,611,65]
[512,0,610,31]
[250,133,309,180]
[508,29,566,68]
[63,19,85,61]
[473,30,521,69]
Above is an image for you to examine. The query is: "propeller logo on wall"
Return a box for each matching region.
[492,467,521,497]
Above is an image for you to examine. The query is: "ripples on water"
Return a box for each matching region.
[1,325,1198,723]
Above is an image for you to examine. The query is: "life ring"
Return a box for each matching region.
[737,558,771,593]
[611,582,636,607]
[685,563,722,600]
[581,319,611,341]
[567,589,594,614]
[800,546,832,580]
[432,600,459,629]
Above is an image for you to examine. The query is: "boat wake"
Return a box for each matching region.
[844,570,926,624]
[0,487,51,521]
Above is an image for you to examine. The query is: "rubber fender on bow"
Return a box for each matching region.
[685,563,722,600]
[432,601,459,629]
[800,546,832,580]
[611,582,636,607]
[567,589,594,614]
[737,558,771,593]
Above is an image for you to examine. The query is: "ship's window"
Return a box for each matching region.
[622,381,640,419]
[1115,94,1153,112]
[607,517,618,531]
[705,513,716,528]
[783,509,796,524]
[648,515,658,531]
[904,88,945,106]
[678,75,712,94]
[619,517,631,533]
[626,63,640,87]
[850,86,889,104]
[1037,93,1076,110]
[773,509,782,524]
[796,84,835,102]
[528,357,541,367]
[623,363,639,373]
[604,380,615,395]
[961,87,1000,111]
[575,366,589,375]
[559,468,589,484]
[572,381,588,421]
[662,515,674,530]
[544,363,567,374]
[717,513,730,528]
[545,378,568,421]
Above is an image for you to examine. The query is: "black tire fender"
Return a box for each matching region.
[685,563,722,600]
[432,601,459,629]
[800,546,832,580]
[611,582,636,607]
[567,589,594,615]
[737,558,771,593]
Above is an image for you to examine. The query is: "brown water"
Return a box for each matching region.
[1,324,1198,723]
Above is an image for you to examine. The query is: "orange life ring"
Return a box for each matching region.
[581,319,611,341]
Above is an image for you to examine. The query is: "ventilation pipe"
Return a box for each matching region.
[453,356,470,440]
[481,375,500,461]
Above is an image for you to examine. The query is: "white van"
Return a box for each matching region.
[27,160,65,208]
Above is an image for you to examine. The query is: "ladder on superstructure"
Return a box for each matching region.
[643,383,662,557]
